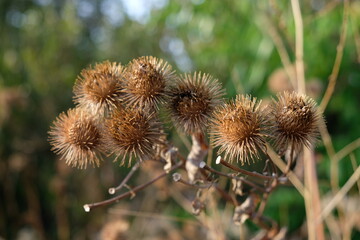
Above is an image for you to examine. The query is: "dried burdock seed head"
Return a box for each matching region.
[123,56,175,108]
[168,72,225,134]
[48,108,105,169]
[270,91,321,154]
[105,106,164,166]
[73,61,125,115]
[210,95,269,165]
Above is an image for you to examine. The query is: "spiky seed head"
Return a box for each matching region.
[48,108,105,169]
[270,91,321,154]
[168,72,225,134]
[123,56,175,108]
[210,95,269,165]
[73,61,125,115]
[104,106,164,166]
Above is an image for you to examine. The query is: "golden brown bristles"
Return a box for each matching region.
[168,72,224,134]
[123,56,175,108]
[73,61,125,115]
[210,95,269,165]
[48,108,105,169]
[104,106,164,166]
[270,91,321,154]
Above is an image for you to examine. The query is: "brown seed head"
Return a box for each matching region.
[270,91,321,153]
[48,108,105,169]
[124,56,175,108]
[73,61,125,115]
[105,106,164,166]
[210,95,269,165]
[169,72,224,134]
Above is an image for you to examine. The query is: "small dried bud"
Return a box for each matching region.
[233,193,260,225]
[192,189,206,216]
[210,95,269,165]
[123,56,175,108]
[73,61,125,115]
[232,178,245,196]
[168,72,224,134]
[105,106,164,166]
[48,108,105,169]
[192,198,206,216]
[270,91,321,154]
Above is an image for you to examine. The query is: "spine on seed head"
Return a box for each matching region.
[269,91,322,154]
[104,106,165,166]
[168,72,225,135]
[210,95,270,165]
[123,56,175,109]
[48,108,106,169]
[73,61,125,116]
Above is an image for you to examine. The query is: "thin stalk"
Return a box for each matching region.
[172,173,214,189]
[304,147,325,240]
[214,185,238,206]
[252,214,279,235]
[319,119,338,191]
[257,12,296,89]
[265,143,305,197]
[218,158,273,180]
[186,133,208,182]
[258,178,278,215]
[319,0,349,112]
[285,143,296,174]
[349,153,360,194]
[334,137,360,164]
[200,162,267,193]
[319,164,360,221]
[291,0,306,94]
[83,161,183,211]
[198,167,238,206]
[108,162,140,194]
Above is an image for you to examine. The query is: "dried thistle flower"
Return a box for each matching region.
[270,91,321,154]
[168,72,224,134]
[73,61,125,115]
[104,106,164,166]
[210,95,269,165]
[123,56,175,108]
[48,108,105,169]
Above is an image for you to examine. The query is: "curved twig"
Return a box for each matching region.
[83,161,183,212]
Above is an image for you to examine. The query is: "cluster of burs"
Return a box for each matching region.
[49,56,321,174]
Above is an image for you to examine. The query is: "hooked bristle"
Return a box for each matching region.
[270,91,321,154]
[104,106,164,166]
[210,95,269,165]
[168,72,225,134]
[123,56,175,109]
[73,61,125,116]
[48,108,105,169]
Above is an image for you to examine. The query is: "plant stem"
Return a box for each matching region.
[83,161,183,211]
[214,185,238,206]
[108,162,140,194]
[258,178,278,215]
[319,0,349,112]
[304,148,325,240]
[291,0,306,94]
[186,133,208,182]
[265,143,305,197]
[173,173,214,189]
[200,162,267,193]
[319,163,360,221]
[218,158,273,180]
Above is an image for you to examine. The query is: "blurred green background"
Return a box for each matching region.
[1,0,359,239]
